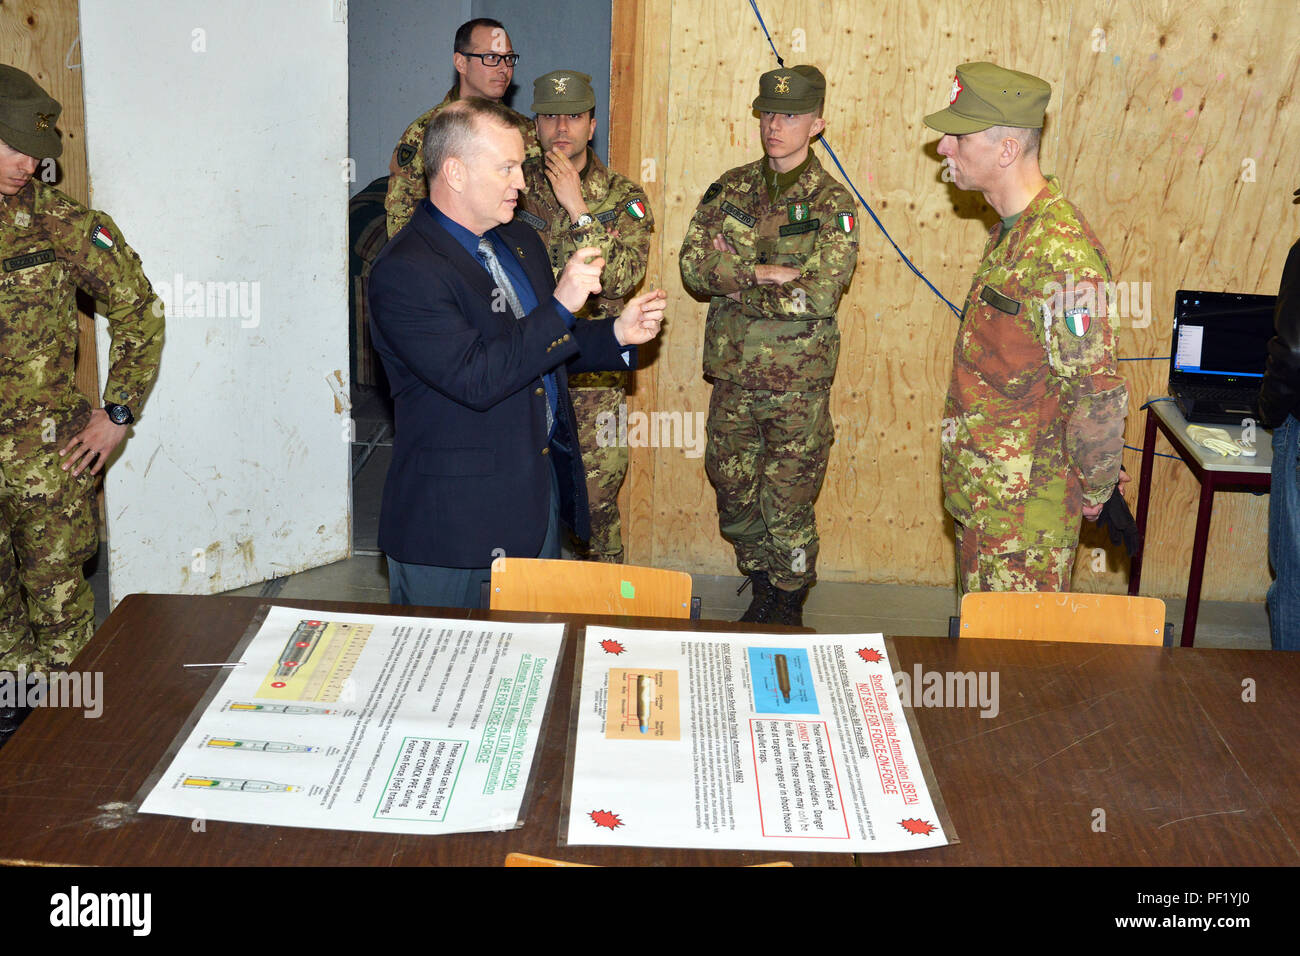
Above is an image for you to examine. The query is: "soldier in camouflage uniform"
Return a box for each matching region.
[680,66,858,625]
[385,18,540,237]
[518,70,653,563]
[0,67,163,674]
[925,62,1127,592]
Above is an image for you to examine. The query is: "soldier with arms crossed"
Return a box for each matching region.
[518,70,653,563]
[925,62,1127,592]
[681,66,858,625]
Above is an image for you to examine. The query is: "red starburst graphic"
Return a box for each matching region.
[589,809,623,830]
[599,639,626,655]
[899,818,937,836]
[857,647,884,663]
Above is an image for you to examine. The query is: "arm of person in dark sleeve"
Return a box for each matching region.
[1258,236,1300,428]
[368,252,578,411]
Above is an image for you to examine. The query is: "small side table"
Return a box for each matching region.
[1128,397,1271,646]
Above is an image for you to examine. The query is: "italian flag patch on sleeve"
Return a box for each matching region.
[625,199,646,220]
[836,211,854,233]
[90,225,114,249]
[1064,307,1091,336]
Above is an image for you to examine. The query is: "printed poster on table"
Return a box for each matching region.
[563,626,952,853]
[140,605,563,834]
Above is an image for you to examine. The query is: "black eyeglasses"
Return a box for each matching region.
[462,52,519,67]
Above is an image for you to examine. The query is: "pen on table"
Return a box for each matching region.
[183,661,246,668]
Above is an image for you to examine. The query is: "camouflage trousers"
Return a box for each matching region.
[0,425,99,671]
[705,380,832,589]
[571,386,628,562]
[955,522,1075,594]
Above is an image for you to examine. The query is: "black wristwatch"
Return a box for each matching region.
[104,402,134,425]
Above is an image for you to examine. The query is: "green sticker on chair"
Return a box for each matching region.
[620,580,635,599]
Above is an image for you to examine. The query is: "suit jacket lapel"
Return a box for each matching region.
[497,220,555,304]
[410,206,501,309]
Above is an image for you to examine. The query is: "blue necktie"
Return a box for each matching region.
[477,237,555,435]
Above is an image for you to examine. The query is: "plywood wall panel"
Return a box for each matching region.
[611,0,1297,602]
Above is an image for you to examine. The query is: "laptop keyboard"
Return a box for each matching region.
[1180,384,1257,403]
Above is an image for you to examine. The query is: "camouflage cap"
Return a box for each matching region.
[0,65,62,159]
[752,65,825,114]
[924,62,1050,134]
[532,70,596,114]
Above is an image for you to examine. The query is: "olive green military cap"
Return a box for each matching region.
[532,70,596,114]
[0,65,62,159]
[924,62,1050,134]
[752,64,825,114]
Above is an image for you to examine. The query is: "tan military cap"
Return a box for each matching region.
[752,65,825,114]
[532,70,596,114]
[0,65,62,158]
[924,62,1050,134]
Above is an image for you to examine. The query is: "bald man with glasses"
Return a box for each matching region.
[384,17,541,237]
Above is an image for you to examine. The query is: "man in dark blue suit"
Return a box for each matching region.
[368,98,666,608]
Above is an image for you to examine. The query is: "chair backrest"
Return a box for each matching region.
[489,558,694,619]
[958,592,1166,645]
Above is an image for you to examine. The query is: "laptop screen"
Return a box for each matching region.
[1170,289,1276,383]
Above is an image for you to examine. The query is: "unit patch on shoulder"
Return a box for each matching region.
[701,182,722,205]
[625,198,647,220]
[396,143,417,168]
[835,211,855,233]
[515,209,547,231]
[90,224,114,249]
[721,201,757,228]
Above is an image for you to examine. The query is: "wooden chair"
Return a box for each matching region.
[489,558,698,619]
[957,592,1166,646]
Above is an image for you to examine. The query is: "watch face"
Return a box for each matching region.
[106,404,133,425]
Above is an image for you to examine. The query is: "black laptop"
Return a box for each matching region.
[1168,289,1275,425]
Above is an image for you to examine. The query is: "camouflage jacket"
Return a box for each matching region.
[384,85,541,238]
[519,148,652,387]
[680,151,857,391]
[941,176,1127,550]
[0,180,163,431]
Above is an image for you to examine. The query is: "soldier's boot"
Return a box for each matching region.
[737,572,776,623]
[770,585,810,627]
[0,672,37,749]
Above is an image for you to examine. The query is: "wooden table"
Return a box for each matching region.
[2,594,1295,868]
[872,635,1299,866]
[1129,397,1271,647]
[0,594,845,867]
